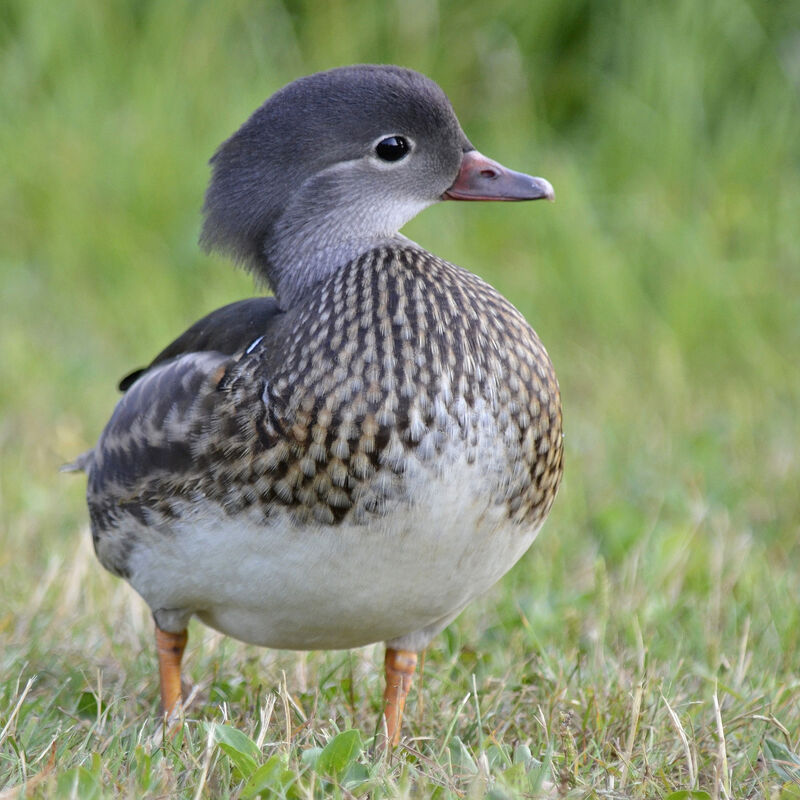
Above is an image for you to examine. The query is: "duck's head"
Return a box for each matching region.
[201,65,553,309]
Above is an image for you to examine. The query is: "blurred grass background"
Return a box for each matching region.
[2,0,800,796]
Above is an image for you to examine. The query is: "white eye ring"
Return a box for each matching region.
[372,134,414,163]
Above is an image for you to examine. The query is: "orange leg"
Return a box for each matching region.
[383,648,418,746]
[155,625,187,719]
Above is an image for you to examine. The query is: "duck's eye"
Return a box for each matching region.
[375,136,410,162]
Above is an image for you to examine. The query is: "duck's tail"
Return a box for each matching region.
[60,450,94,474]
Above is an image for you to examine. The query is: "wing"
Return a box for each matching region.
[118,297,281,391]
[86,298,284,577]
[86,351,230,575]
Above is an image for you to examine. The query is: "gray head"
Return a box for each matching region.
[201,65,553,309]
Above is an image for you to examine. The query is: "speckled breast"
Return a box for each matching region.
[204,244,563,531]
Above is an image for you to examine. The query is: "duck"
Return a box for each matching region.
[70,64,563,746]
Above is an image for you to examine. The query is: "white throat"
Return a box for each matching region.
[264,172,435,308]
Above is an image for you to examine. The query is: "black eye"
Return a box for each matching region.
[375,136,410,162]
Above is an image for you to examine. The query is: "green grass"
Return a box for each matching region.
[2,0,800,796]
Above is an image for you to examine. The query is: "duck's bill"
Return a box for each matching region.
[442,149,554,202]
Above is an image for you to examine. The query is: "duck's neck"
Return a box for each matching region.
[263,233,390,310]
[256,177,434,308]
[261,196,430,308]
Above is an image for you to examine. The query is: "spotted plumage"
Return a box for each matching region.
[71,64,563,741]
[88,243,561,570]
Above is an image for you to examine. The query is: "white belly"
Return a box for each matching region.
[125,449,541,651]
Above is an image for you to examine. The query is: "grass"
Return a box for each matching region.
[2,0,800,796]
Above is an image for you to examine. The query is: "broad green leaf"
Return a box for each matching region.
[765,738,800,782]
[75,690,104,720]
[448,736,478,774]
[133,745,152,791]
[301,746,323,769]
[342,762,371,790]
[513,743,533,767]
[56,766,102,800]
[499,762,526,785]
[316,729,362,777]
[485,743,510,771]
[212,723,260,779]
[241,754,295,798]
[212,723,261,759]
[664,792,712,800]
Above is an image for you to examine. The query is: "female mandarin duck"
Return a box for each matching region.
[71,65,563,745]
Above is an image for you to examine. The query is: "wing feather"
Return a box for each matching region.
[89,351,228,505]
[118,297,281,391]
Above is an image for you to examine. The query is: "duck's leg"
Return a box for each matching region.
[383,647,418,746]
[155,625,187,718]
